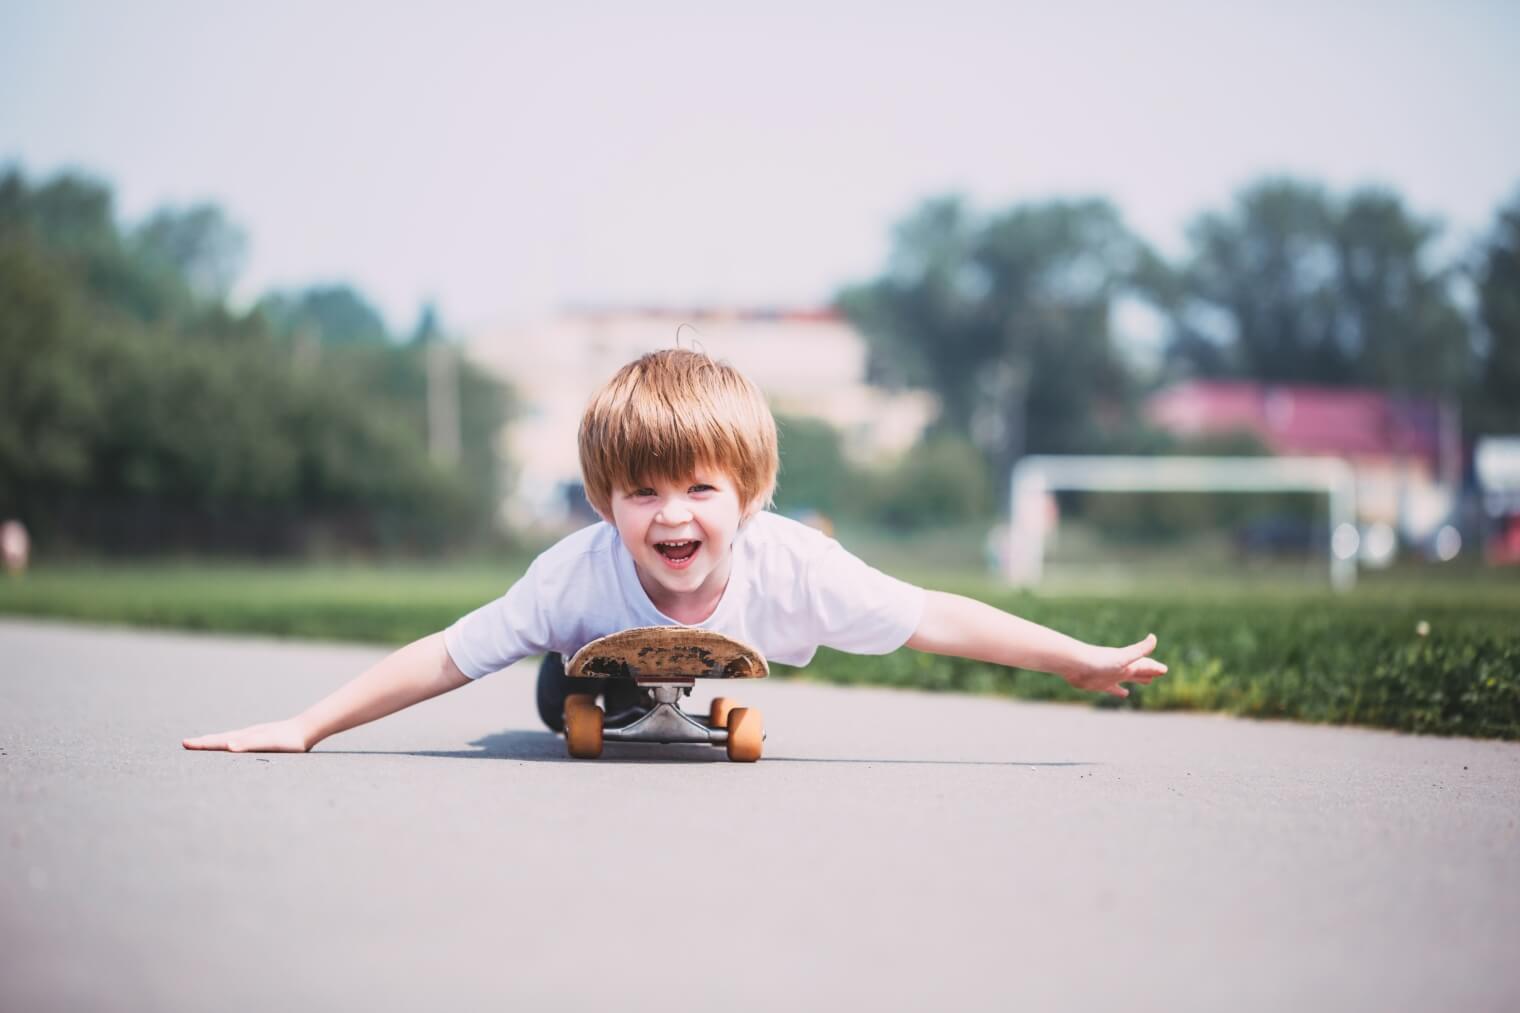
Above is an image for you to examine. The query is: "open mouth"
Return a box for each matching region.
[653,539,701,568]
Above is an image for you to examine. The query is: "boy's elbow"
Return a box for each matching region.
[906,590,965,654]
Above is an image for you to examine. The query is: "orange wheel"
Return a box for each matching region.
[565,699,604,759]
[709,696,736,729]
[564,693,597,722]
[725,707,763,762]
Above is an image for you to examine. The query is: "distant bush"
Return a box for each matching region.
[773,414,852,518]
[858,435,994,530]
[1073,429,1320,544]
[775,416,993,531]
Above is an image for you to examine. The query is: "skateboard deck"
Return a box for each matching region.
[567,626,768,683]
[561,627,768,762]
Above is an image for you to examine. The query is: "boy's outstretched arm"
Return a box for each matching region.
[905,590,1166,697]
[182,632,471,752]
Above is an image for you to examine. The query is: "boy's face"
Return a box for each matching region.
[603,467,752,613]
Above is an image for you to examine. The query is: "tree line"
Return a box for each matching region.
[0,168,515,555]
[835,178,1520,517]
[4,166,1516,549]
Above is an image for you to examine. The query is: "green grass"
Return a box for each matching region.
[3,556,1517,740]
[0,560,527,644]
[786,576,1520,741]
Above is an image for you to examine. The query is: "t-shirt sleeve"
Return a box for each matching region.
[444,557,554,679]
[804,540,925,655]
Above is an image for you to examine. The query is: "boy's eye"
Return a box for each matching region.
[689,484,715,494]
[631,488,656,498]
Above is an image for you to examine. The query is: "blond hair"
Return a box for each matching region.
[578,348,778,519]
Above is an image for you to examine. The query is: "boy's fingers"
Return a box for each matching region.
[182,734,230,750]
[1106,685,1130,698]
[1109,657,1168,694]
[1117,633,1157,665]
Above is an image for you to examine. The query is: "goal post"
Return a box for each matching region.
[1007,455,1360,591]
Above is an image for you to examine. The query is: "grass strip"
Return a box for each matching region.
[3,562,1516,740]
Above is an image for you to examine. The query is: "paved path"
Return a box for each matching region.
[2,618,1517,1012]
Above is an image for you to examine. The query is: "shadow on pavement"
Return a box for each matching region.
[319,730,724,763]
[316,730,568,761]
[764,758,1098,767]
[319,730,1101,768]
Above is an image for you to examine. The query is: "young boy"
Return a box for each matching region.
[183,349,1165,754]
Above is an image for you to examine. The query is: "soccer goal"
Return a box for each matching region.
[1006,455,1360,591]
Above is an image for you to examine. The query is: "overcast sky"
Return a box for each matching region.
[2,0,1518,334]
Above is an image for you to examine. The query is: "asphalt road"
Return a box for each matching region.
[2,617,1517,1012]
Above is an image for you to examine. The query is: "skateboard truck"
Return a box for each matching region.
[602,684,727,746]
[563,627,768,762]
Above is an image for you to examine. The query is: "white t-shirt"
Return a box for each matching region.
[444,511,925,678]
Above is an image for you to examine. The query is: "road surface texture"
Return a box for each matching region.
[2,617,1517,1012]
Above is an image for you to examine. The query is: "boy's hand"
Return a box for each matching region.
[182,718,311,753]
[1064,633,1167,698]
[180,632,468,754]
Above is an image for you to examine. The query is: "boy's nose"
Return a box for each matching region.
[655,498,693,524]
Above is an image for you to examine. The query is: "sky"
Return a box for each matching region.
[2,0,1518,335]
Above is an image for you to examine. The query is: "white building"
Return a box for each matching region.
[467,307,936,528]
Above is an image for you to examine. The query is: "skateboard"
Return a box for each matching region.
[562,626,768,762]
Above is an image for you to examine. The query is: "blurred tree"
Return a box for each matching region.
[1171,179,1467,394]
[409,300,442,345]
[0,167,186,322]
[258,284,391,345]
[1337,189,1467,392]
[0,169,115,253]
[1471,190,1520,434]
[0,167,514,555]
[1177,180,1340,382]
[131,204,247,302]
[839,196,1143,501]
[0,240,104,520]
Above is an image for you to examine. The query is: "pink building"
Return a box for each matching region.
[1146,381,1461,536]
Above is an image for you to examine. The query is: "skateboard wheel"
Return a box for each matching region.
[709,696,736,729]
[564,693,597,723]
[725,707,763,762]
[565,700,604,759]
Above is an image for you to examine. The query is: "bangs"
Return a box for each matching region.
[578,349,778,516]
[586,384,757,492]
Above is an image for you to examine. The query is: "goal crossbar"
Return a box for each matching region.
[1007,455,1359,591]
